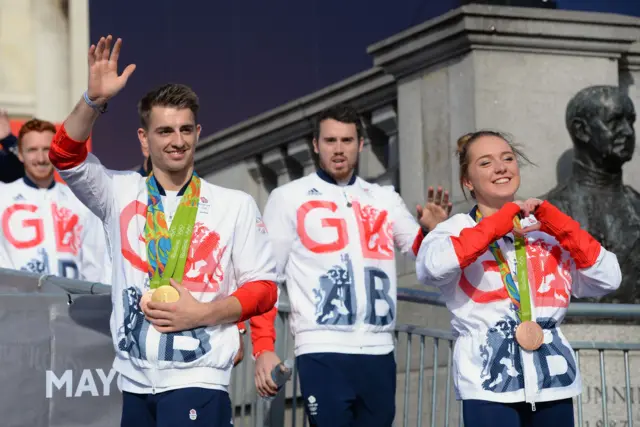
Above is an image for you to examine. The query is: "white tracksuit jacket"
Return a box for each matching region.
[263,170,424,356]
[0,176,107,283]
[416,202,621,407]
[56,152,277,394]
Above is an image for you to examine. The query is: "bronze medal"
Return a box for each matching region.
[151,286,180,303]
[515,321,544,351]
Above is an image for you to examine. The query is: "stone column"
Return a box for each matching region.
[368,4,640,210]
[363,104,398,187]
[246,157,275,210]
[285,137,315,179]
[260,147,287,187]
[68,0,89,111]
[33,0,69,122]
[620,41,640,189]
[0,0,36,117]
[248,139,314,209]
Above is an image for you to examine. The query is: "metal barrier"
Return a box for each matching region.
[1,268,638,427]
[231,289,640,427]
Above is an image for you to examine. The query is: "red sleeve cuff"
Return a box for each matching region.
[451,202,521,268]
[231,280,277,322]
[412,228,425,256]
[249,305,277,356]
[49,124,89,170]
[536,201,601,269]
[252,337,275,356]
[536,201,571,231]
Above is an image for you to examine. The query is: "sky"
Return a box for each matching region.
[88,0,640,169]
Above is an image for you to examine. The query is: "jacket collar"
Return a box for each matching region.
[23,175,55,190]
[316,168,357,186]
[137,165,149,177]
[153,175,193,197]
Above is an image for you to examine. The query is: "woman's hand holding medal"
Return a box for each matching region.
[512,198,543,237]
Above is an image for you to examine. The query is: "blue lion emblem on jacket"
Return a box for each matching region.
[118,286,212,363]
[479,315,577,393]
[479,315,524,393]
[313,254,357,325]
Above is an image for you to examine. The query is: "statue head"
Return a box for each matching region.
[565,85,636,172]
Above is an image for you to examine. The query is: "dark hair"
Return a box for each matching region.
[455,130,534,199]
[313,103,364,141]
[18,118,57,149]
[137,83,199,129]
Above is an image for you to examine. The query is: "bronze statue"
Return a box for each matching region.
[545,85,640,304]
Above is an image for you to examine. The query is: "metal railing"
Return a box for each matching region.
[230,289,640,427]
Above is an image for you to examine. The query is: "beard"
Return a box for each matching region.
[319,155,359,183]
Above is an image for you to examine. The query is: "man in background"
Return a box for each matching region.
[254,103,451,426]
[0,118,108,283]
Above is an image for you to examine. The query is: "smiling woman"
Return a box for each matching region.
[415,129,621,427]
[456,130,534,212]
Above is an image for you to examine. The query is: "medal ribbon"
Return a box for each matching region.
[473,207,532,322]
[144,173,201,290]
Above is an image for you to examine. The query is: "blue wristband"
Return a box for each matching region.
[83,91,108,113]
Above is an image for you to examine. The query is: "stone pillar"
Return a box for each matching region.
[33,0,69,122]
[368,4,640,211]
[286,137,315,179]
[363,104,398,187]
[246,156,276,210]
[371,105,399,186]
[249,139,315,209]
[260,148,288,188]
[620,41,640,189]
[68,0,89,110]
[0,0,36,117]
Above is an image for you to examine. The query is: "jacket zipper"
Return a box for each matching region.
[338,187,365,328]
[142,279,158,395]
[521,349,538,411]
[341,189,352,208]
[151,368,157,395]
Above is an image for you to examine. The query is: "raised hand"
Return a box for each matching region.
[417,186,453,232]
[522,198,543,216]
[87,35,136,104]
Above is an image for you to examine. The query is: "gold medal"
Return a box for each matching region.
[151,286,180,303]
[515,321,544,351]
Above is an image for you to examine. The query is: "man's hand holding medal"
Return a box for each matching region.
[140,279,208,333]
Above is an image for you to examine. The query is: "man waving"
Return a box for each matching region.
[49,35,278,427]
